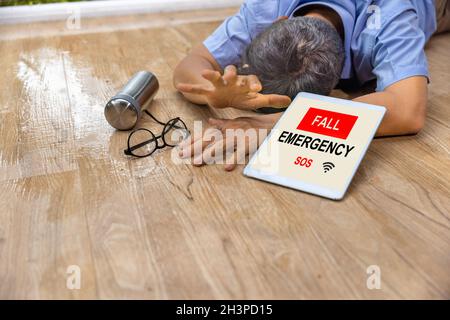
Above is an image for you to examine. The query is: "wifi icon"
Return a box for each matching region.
[322,162,335,173]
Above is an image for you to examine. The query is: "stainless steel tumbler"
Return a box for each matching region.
[104,71,159,130]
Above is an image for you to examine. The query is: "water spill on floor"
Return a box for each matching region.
[14,45,175,183]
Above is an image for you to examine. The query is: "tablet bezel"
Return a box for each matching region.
[243,92,386,200]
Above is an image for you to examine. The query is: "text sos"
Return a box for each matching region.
[294,156,313,168]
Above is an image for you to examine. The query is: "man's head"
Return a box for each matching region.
[241,16,345,99]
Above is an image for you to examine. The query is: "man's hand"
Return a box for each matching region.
[178,113,282,171]
[176,65,291,110]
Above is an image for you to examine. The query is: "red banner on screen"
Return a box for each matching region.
[297,107,358,140]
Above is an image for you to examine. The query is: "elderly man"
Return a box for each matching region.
[174,0,449,170]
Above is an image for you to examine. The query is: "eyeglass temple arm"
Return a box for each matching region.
[145,110,186,130]
[144,110,166,126]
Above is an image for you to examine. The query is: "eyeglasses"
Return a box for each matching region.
[124,110,190,158]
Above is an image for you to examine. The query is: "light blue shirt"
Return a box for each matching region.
[204,0,437,91]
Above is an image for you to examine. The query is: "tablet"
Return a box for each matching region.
[244,92,386,200]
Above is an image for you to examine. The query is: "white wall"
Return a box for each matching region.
[0,0,243,25]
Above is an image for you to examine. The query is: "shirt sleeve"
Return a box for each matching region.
[372,9,429,91]
[203,2,256,69]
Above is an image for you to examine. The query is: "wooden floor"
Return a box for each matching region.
[0,8,449,300]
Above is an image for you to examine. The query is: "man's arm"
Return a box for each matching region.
[177,76,428,171]
[173,44,221,105]
[173,45,291,110]
[353,76,427,136]
[364,7,429,136]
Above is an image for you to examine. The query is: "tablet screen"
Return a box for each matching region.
[244,92,386,200]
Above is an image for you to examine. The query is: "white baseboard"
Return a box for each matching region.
[0,0,243,25]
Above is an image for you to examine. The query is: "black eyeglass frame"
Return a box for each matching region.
[124,111,190,158]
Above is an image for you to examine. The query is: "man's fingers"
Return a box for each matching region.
[247,75,262,92]
[177,130,196,149]
[222,127,254,171]
[223,65,237,83]
[236,76,249,90]
[266,94,292,107]
[179,126,224,166]
[178,135,198,158]
[224,148,247,171]
[201,70,224,86]
[176,83,212,95]
[201,138,225,165]
[224,152,238,171]
[190,137,212,164]
[242,93,291,109]
[235,75,261,93]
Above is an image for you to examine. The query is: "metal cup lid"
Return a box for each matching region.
[104,98,138,130]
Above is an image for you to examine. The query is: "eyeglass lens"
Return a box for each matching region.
[127,129,157,157]
[162,118,189,147]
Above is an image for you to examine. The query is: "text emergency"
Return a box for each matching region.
[277,130,356,158]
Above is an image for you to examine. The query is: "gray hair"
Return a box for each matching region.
[241,16,345,99]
